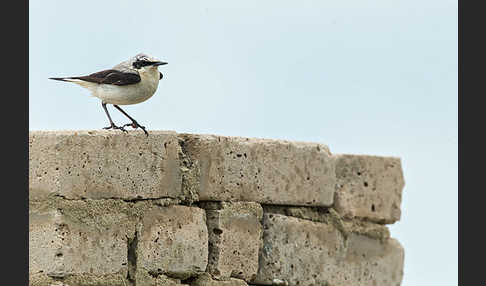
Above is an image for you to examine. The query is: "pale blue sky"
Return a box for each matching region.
[30,1,457,284]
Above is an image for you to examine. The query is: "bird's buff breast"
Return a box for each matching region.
[93,69,160,105]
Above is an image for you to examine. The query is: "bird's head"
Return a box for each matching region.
[131,53,167,70]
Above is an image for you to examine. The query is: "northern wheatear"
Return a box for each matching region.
[49,53,167,136]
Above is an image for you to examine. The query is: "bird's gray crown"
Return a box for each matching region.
[134,53,152,61]
[113,53,161,72]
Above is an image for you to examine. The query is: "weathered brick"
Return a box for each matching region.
[29,130,182,200]
[253,213,344,286]
[137,205,208,279]
[252,213,404,286]
[341,234,404,285]
[180,134,335,206]
[203,202,263,281]
[334,154,405,223]
[29,199,135,280]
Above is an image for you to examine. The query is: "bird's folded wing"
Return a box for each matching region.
[72,69,141,86]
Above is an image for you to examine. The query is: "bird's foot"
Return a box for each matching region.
[123,121,148,136]
[103,124,128,133]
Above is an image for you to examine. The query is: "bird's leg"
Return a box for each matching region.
[101,102,127,133]
[113,105,149,136]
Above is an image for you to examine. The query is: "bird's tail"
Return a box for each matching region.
[49,77,87,84]
[49,77,72,82]
[49,77,97,91]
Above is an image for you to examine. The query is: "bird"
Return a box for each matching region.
[49,53,167,136]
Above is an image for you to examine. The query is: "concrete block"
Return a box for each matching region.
[253,213,345,286]
[341,235,404,286]
[137,205,208,279]
[253,213,404,286]
[203,202,263,281]
[29,130,182,200]
[334,154,405,223]
[179,134,335,206]
[29,199,135,279]
[191,273,248,286]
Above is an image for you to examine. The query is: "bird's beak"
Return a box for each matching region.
[152,61,168,66]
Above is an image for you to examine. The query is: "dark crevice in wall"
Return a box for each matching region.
[180,276,198,284]
[43,194,180,204]
[177,135,200,205]
[122,196,176,203]
[261,204,331,223]
[203,208,221,276]
[127,230,139,286]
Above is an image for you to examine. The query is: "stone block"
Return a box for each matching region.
[203,202,263,281]
[252,213,404,286]
[253,213,345,286]
[137,205,208,279]
[179,134,335,206]
[334,154,405,223]
[341,235,404,286]
[29,199,135,280]
[29,130,182,200]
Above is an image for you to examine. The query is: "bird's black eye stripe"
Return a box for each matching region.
[133,60,154,69]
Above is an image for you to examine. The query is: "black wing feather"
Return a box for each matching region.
[71,69,141,86]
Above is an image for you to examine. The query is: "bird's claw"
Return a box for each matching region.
[123,121,149,136]
[103,124,128,133]
[123,122,137,129]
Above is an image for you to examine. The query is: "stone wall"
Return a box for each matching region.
[29,131,405,286]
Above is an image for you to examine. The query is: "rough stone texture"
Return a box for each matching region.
[342,235,404,286]
[179,134,335,206]
[262,205,330,224]
[202,202,263,281]
[134,272,190,286]
[29,273,130,286]
[191,273,248,286]
[334,154,405,224]
[253,213,345,286]
[137,205,208,279]
[29,130,406,286]
[262,206,390,242]
[29,130,182,200]
[29,199,135,281]
[253,213,404,286]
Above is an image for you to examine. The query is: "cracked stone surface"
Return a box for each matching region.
[29,198,136,280]
[179,134,336,207]
[334,154,405,224]
[202,202,263,282]
[253,213,404,286]
[191,273,248,286]
[137,205,208,279]
[28,131,406,286]
[29,130,182,200]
